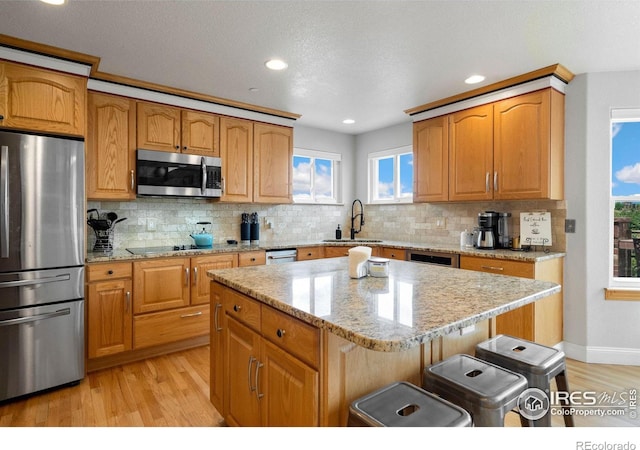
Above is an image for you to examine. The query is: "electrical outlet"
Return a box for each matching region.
[436,217,446,229]
[565,219,576,233]
[147,219,157,231]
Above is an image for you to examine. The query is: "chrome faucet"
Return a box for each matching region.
[350,199,365,240]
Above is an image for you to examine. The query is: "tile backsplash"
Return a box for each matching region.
[87,198,566,252]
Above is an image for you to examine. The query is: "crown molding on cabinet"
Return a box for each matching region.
[409,75,568,123]
[0,33,300,124]
[405,63,574,119]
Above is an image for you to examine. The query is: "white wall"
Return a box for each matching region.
[564,70,640,365]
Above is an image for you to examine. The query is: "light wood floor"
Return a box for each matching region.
[0,346,638,427]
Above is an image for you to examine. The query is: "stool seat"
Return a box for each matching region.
[348,381,472,427]
[475,335,574,427]
[423,354,528,427]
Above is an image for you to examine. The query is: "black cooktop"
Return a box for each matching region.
[126,245,199,255]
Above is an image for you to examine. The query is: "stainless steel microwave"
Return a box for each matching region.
[136,149,222,198]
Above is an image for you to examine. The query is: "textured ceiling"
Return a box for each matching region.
[1,0,640,134]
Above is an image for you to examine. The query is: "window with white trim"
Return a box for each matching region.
[610,109,640,286]
[292,148,341,204]
[368,145,413,203]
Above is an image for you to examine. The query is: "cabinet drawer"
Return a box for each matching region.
[262,306,320,368]
[379,247,406,260]
[238,250,266,267]
[296,246,323,261]
[460,255,534,278]
[133,304,210,349]
[225,289,261,332]
[87,262,133,282]
[323,246,350,258]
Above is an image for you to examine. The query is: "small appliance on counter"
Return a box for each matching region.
[474,211,498,249]
[497,212,512,249]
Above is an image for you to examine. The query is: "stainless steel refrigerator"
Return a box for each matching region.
[0,130,85,402]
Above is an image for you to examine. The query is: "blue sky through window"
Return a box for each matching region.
[612,121,640,197]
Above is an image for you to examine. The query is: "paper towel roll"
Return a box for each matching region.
[349,246,372,279]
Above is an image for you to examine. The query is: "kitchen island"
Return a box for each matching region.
[207,257,560,426]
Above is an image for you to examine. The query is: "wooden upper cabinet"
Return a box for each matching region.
[448,103,494,202]
[136,101,181,152]
[181,109,220,156]
[220,116,253,202]
[494,88,564,200]
[413,115,449,202]
[0,61,86,136]
[87,92,136,200]
[253,122,293,203]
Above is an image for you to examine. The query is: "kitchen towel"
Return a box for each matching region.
[349,246,372,279]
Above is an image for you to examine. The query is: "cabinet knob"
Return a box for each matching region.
[276,329,286,338]
[107,270,114,275]
[251,257,256,261]
[175,145,180,150]
[0,115,4,120]
[233,304,242,312]
[183,146,187,150]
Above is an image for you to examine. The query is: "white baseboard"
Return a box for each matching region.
[563,341,640,366]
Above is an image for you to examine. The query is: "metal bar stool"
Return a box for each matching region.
[423,354,528,427]
[475,334,574,427]
[348,381,472,427]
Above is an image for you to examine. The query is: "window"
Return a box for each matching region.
[368,145,413,203]
[292,148,341,204]
[610,110,640,286]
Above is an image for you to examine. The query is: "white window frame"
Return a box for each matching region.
[609,108,640,288]
[292,148,342,204]
[367,145,413,204]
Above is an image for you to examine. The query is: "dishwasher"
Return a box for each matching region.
[266,248,297,264]
[407,249,460,268]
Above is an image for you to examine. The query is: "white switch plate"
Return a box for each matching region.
[436,217,446,229]
[147,219,157,231]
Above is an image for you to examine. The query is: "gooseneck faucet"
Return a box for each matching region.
[350,199,365,240]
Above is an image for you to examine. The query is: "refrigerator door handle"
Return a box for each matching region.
[0,273,71,288]
[0,145,8,258]
[0,308,71,327]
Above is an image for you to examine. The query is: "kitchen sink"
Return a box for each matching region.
[322,239,383,243]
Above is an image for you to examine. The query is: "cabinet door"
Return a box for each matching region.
[87,278,133,358]
[87,92,136,200]
[253,123,293,204]
[226,317,262,427]
[191,254,238,305]
[448,104,494,201]
[260,340,319,426]
[413,115,448,202]
[136,101,181,152]
[133,258,190,314]
[494,89,552,200]
[460,255,535,341]
[220,116,253,202]
[181,109,220,156]
[210,282,226,414]
[0,61,86,136]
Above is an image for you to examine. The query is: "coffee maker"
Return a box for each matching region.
[474,211,498,249]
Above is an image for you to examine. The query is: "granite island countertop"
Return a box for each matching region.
[207,257,560,352]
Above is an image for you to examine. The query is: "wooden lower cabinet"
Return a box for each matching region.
[86,263,133,359]
[378,247,406,260]
[134,304,210,349]
[323,246,351,258]
[212,281,494,427]
[460,255,563,346]
[238,250,266,266]
[214,282,319,426]
[296,246,324,261]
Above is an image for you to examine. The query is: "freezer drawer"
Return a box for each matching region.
[0,299,84,402]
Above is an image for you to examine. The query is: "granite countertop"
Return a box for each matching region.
[86,239,564,263]
[207,257,561,352]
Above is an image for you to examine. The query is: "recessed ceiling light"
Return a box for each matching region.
[465,75,486,85]
[342,119,355,125]
[265,59,288,71]
[40,0,65,4]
